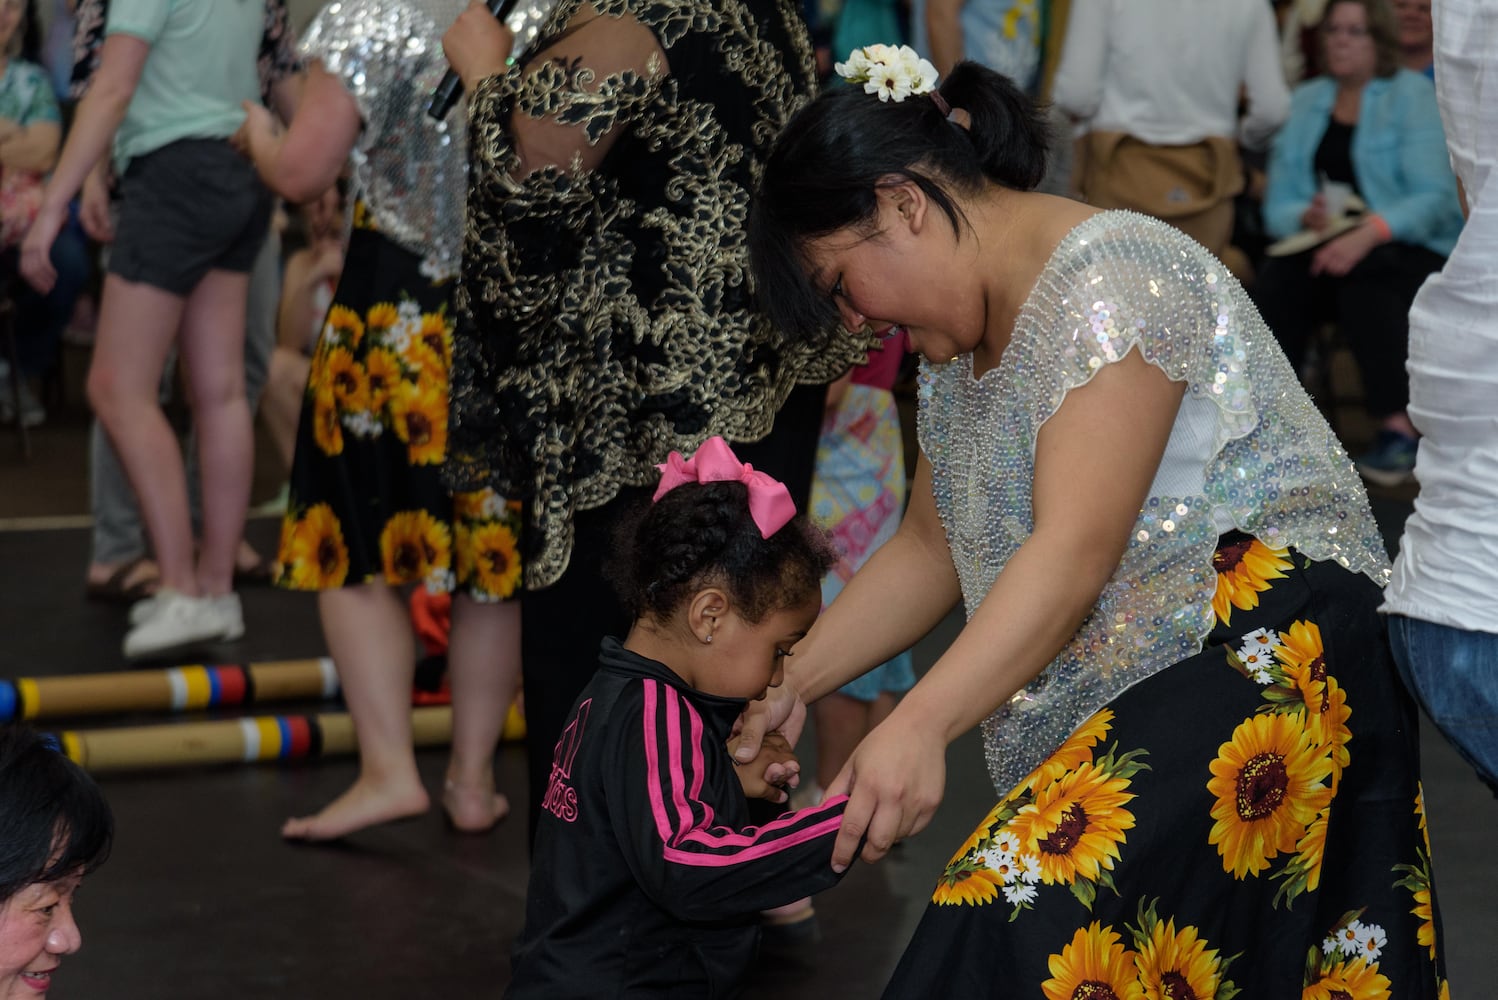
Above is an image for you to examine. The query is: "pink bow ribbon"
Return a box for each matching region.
[652,436,797,538]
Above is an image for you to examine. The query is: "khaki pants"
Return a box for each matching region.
[1077,131,1245,272]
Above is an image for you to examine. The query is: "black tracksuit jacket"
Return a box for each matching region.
[506,638,849,998]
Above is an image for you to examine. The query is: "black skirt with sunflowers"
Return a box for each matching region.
[275,205,522,602]
[885,533,1447,1000]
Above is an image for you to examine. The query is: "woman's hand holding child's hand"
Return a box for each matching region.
[824,708,946,872]
[731,679,806,764]
[731,732,801,805]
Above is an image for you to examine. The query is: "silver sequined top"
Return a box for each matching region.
[301,0,551,279]
[916,210,1390,797]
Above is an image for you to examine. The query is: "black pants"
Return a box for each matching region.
[1252,241,1444,420]
[519,382,827,845]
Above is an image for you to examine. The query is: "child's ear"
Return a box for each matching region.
[687,587,731,645]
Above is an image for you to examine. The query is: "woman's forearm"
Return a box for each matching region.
[790,521,962,704]
[894,527,1110,746]
[252,66,360,204]
[42,34,146,212]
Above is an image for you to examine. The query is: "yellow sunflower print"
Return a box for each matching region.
[1302,958,1391,1000]
[1211,536,1293,626]
[416,312,451,367]
[453,490,492,521]
[279,503,349,589]
[311,383,342,456]
[1416,785,1431,855]
[1022,709,1115,796]
[931,867,1004,907]
[1008,761,1137,886]
[389,381,448,465]
[1208,711,1334,878]
[1394,789,1440,962]
[364,347,401,414]
[1275,620,1353,781]
[323,304,364,347]
[465,521,523,599]
[1042,922,1145,1000]
[323,347,369,414]
[366,301,400,335]
[380,510,452,583]
[1133,917,1227,1000]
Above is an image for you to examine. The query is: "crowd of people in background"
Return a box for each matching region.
[1,0,1493,995]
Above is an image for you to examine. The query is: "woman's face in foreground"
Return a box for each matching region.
[801,188,984,364]
[0,873,83,998]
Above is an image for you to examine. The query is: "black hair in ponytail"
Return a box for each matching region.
[749,61,1051,343]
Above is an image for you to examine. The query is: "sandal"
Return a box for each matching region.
[84,556,160,605]
[232,549,275,587]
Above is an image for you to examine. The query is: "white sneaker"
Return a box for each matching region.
[129,592,243,638]
[122,591,244,660]
[127,594,159,627]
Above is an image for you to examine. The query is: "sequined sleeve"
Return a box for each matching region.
[300,0,470,278]
[452,0,872,588]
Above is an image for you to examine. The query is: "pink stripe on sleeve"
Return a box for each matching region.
[642,681,676,843]
[664,687,694,836]
[663,813,846,868]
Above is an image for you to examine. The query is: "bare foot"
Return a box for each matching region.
[282,777,430,841]
[441,781,510,834]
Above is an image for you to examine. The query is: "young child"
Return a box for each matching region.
[506,437,852,999]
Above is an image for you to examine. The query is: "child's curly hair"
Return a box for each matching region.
[607,481,836,625]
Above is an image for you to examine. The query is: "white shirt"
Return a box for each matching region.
[1052,0,1290,150]
[1381,0,1498,634]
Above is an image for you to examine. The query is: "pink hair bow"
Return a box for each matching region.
[652,436,797,538]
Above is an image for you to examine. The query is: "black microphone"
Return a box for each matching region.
[427,0,520,121]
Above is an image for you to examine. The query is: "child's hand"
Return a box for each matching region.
[731,732,801,805]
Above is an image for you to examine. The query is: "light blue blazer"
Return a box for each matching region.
[1262,70,1463,257]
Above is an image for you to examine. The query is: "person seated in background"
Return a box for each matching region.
[0,0,86,430]
[1254,0,1462,488]
[0,725,114,999]
[1052,0,1289,281]
[1393,0,1433,76]
[260,182,344,475]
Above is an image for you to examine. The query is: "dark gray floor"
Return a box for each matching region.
[2,429,1495,998]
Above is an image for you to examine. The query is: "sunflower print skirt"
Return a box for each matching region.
[884,533,1448,999]
[275,209,521,602]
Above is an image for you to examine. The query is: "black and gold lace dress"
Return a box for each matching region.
[450,0,874,591]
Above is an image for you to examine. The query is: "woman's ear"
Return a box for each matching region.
[687,587,731,644]
[874,176,929,235]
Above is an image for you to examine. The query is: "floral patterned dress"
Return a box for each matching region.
[886,538,1447,998]
[275,204,522,602]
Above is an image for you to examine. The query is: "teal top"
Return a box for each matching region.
[1263,70,1464,258]
[0,59,61,128]
[105,0,262,171]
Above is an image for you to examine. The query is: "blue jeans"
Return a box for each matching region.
[1388,613,1498,796]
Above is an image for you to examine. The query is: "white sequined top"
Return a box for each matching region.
[916,210,1390,796]
[301,0,551,279]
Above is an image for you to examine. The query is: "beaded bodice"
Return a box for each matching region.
[917,210,1389,797]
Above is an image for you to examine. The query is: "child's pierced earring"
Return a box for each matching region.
[705,634,713,643]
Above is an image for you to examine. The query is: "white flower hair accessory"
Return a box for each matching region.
[835,44,940,103]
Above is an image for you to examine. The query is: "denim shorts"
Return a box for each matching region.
[1388,613,1498,796]
[109,138,272,296]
